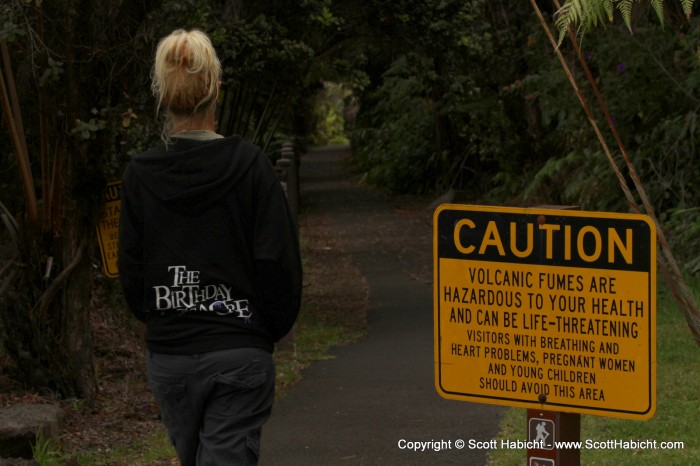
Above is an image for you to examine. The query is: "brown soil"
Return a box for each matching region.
[0,286,172,464]
[0,192,387,464]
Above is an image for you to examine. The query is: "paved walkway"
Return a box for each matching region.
[260,146,503,465]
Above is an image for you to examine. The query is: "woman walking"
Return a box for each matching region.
[118,29,302,465]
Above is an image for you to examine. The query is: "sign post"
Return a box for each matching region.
[96,181,122,278]
[433,205,656,462]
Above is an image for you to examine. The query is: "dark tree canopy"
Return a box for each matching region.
[2,0,700,397]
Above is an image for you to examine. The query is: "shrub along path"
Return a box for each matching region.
[260,146,504,465]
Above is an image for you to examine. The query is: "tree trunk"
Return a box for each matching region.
[0,1,97,401]
[58,222,95,400]
[0,220,95,400]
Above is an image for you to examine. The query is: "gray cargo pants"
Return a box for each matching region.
[146,347,275,465]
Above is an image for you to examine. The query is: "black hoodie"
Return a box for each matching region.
[118,136,302,354]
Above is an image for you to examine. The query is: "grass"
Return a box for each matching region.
[68,430,175,466]
[274,221,368,396]
[44,213,369,465]
[487,280,700,465]
[274,317,365,398]
[32,428,64,466]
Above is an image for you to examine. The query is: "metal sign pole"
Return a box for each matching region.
[526,207,581,466]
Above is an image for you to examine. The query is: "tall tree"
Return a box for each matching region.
[0,0,155,399]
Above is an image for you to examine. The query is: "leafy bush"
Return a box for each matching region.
[311,82,352,146]
[345,2,700,269]
[351,55,438,192]
[349,0,528,195]
[517,17,700,268]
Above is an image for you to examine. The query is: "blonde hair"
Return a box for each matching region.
[151,29,221,116]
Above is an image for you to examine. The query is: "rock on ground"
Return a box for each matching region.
[0,404,62,459]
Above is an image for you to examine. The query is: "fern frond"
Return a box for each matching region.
[554,0,587,44]
[553,0,689,40]
[616,0,634,31]
[680,0,695,19]
[584,0,613,25]
[651,0,665,27]
[554,0,582,28]
[554,1,575,44]
[554,0,616,42]
[602,0,615,21]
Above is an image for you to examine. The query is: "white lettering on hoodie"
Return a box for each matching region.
[153,265,252,320]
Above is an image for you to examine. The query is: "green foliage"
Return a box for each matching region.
[351,55,437,192]
[0,0,340,399]
[0,20,25,42]
[71,118,106,140]
[32,428,63,466]
[176,0,335,152]
[343,0,700,270]
[666,207,700,272]
[348,0,527,194]
[2,0,700,404]
[38,56,63,87]
[310,0,338,27]
[71,429,176,465]
[555,0,695,39]
[521,16,700,268]
[522,149,624,210]
[310,82,351,145]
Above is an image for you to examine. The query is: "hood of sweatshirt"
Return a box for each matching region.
[127,136,260,212]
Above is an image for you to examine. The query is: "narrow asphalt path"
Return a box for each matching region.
[260,146,503,465]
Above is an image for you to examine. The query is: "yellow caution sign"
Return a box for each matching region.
[96,181,122,278]
[434,205,656,420]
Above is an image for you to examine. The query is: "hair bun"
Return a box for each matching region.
[152,29,221,115]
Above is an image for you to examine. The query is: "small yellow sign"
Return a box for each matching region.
[96,181,122,278]
[434,205,656,420]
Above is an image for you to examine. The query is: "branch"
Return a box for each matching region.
[0,39,39,223]
[34,236,87,317]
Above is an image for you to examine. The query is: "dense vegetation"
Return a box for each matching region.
[345,1,700,266]
[0,0,341,398]
[1,0,699,397]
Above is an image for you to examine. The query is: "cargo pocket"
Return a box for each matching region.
[199,355,275,465]
[212,366,268,391]
[209,359,275,421]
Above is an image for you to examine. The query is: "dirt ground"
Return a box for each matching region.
[0,281,170,464]
[0,190,404,464]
